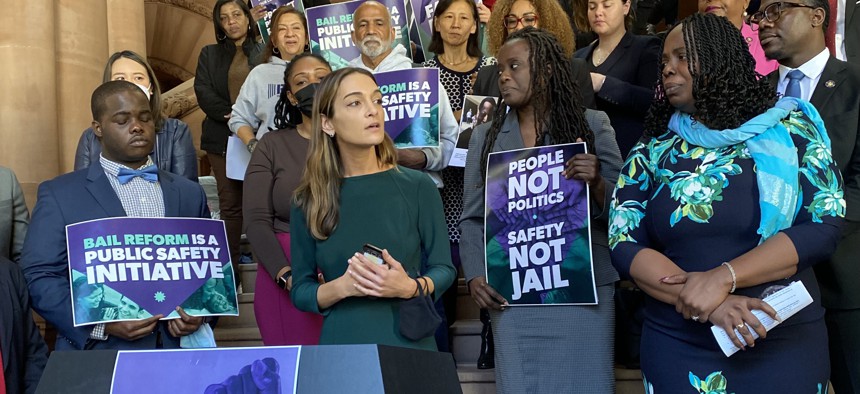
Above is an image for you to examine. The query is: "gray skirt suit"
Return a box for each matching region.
[459,109,622,393]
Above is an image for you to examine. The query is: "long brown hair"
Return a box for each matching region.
[293,67,398,240]
[487,0,576,57]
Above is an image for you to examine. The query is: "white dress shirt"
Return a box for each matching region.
[777,49,831,101]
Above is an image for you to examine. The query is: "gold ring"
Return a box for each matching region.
[737,323,745,330]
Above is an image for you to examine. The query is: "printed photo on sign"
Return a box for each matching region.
[375,68,441,148]
[306,0,411,70]
[449,95,497,167]
[66,217,239,326]
[484,143,598,305]
[111,346,301,394]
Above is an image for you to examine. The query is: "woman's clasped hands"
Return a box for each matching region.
[661,268,780,350]
[346,249,417,299]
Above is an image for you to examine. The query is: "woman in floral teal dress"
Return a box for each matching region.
[608,14,845,393]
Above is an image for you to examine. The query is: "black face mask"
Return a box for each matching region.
[293,83,319,117]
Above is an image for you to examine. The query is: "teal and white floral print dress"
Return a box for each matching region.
[609,110,844,393]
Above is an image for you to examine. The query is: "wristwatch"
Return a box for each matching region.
[276,270,292,290]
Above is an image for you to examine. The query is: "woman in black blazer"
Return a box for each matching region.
[194,0,264,278]
[574,0,660,158]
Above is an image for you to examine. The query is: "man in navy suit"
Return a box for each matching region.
[20,81,209,351]
[757,0,860,392]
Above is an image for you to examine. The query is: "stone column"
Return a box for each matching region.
[106,0,147,56]
[55,0,110,173]
[0,0,59,199]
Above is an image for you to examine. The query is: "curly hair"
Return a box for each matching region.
[487,0,576,57]
[479,27,594,179]
[643,13,777,138]
[273,53,331,129]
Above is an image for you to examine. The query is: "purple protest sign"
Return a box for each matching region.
[251,0,302,43]
[375,68,440,148]
[484,143,597,305]
[408,0,437,59]
[111,346,301,394]
[306,0,411,70]
[66,217,238,326]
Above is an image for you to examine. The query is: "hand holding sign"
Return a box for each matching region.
[168,306,205,337]
[565,138,605,209]
[105,314,163,341]
[468,276,508,310]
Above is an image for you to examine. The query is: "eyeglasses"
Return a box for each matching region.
[503,13,539,29]
[748,2,817,30]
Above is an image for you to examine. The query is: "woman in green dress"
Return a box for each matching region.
[289,68,456,350]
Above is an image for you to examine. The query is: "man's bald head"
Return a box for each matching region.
[351,1,395,60]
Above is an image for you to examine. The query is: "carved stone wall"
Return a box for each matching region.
[1,0,213,207]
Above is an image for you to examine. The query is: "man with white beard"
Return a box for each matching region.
[349,0,458,188]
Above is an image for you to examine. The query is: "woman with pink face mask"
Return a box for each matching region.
[74,50,198,182]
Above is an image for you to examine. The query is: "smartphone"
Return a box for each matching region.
[362,244,385,265]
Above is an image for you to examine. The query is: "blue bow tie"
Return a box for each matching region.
[116,165,159,184]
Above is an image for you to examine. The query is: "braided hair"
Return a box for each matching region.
[643,13,776,137]
[479,27,594,180]
[273,53,331,130]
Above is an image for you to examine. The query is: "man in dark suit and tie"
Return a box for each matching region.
[756,0,860,391]
[20,81,209,351]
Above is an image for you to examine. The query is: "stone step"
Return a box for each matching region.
[456,278,480,321]
[616,368,645,394]
[238,262,257,293]
[216,293,256,328]
[451,319,482,365]
[457,364,496,394]
[213,326,262,348]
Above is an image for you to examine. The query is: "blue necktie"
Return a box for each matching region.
[784,70,805,98]
[116,165,159,184]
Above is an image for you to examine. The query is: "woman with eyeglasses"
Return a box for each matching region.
[699,0,778,75]
[609,13,842,392]
[574,0,661,158]
[471,0,596,109]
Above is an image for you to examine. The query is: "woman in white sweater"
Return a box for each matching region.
[229,5,308,156]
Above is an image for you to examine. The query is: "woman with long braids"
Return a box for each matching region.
[609,13,844,392]
[243,53,332,346]
[459,27,622,392]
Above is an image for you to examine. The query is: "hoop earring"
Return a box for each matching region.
[273,47,280,55]
[217,32,227,41]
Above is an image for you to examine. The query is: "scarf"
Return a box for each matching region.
[668,97,830,243]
